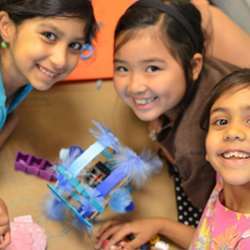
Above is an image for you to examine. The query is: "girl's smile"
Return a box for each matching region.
[220,150,250,160]
[133,96,159,110]
[218,149,250,170]
[36,63,62,80]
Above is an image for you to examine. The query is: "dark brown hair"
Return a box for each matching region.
[0,0,97,44]
[201,68,250,130]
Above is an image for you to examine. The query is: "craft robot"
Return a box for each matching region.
[46,121,162,233]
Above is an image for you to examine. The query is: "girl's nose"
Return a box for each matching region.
[127,72,147,94]
[223,126,246,142]
[50,46,67,70]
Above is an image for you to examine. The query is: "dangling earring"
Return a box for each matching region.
[0,40,8,49]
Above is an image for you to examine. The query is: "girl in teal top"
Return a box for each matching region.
[0,0,97,248]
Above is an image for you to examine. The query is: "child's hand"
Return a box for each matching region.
[95,219,161,250]
[95,220,122,249]
[0,199,11,249]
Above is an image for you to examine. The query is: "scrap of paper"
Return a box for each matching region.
[6,215,47,250]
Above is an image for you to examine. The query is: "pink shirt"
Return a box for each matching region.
[189,178,250,249]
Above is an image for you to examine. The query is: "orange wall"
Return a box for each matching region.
[66,0,134,82]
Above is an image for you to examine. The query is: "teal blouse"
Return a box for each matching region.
[0,72,32,129]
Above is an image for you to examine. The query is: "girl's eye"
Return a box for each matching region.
[114,65,128,73]
[214,119,228,126]
[42,32,57,41]
[69,42,83,52]
[247,118,250,125]
[146,65,161,73]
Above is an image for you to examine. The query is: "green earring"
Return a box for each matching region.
[1,41,8,49]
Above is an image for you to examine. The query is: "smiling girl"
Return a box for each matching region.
[0,0,97,248]
[191,69,250,249]
[0,0,96,145]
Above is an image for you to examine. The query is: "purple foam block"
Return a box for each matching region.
[15,152,29,172]
[30,156,43,167]
[39,169,56,181]
[16,152,29,164]
[41,160,53,170]
[15,151,56,182]
[15,162,27,172]
[26,166,40,175]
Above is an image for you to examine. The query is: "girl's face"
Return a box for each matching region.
[206,86,250,187]
[113,26,187,121]
[2,15,86,90]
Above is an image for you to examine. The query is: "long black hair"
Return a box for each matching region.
[0,0,97,44]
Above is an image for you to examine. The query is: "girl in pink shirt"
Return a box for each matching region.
[190,69,250,249]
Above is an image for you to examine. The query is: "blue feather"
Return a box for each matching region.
[44,195,66,221]
[112,148,162,188]
[59,145,84,168]
[89,121,121,151]
[109,187,134,213]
